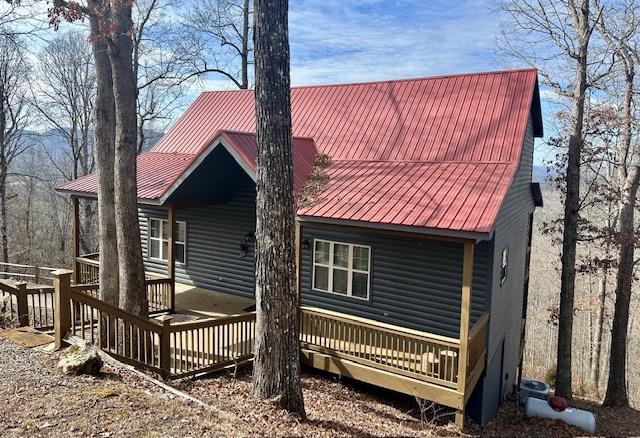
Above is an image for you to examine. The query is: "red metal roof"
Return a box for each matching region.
[58,69,541,236]
[297,161,517,234]
[152,69,539,163]
[57,131,317,202]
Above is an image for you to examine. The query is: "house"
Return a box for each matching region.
[57,68,543,426]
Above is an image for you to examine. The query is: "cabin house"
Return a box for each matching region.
[57,68,543,426]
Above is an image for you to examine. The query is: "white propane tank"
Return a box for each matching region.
[525,397,596,434]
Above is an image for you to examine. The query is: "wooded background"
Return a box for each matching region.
[0,0,638,408]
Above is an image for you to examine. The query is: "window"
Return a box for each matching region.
[500,247,508,284]
[312,239,371,300]
[148,218,186,264]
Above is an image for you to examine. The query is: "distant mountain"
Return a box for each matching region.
[33,128,165,154]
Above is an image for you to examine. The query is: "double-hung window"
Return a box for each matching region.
[312,239,371,300]
[148,218,186,264]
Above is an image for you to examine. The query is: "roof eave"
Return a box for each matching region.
[296,215,493,243]
[56,189,163,206]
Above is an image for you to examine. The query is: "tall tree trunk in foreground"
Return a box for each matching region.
[89,4,119,306]
[0,171,7,263]
[240,0,250,89]
[590,271,606,391]
[108,2,147,316]
[555,2,591,399]
[252,0,305,417]
[605,65,638,407]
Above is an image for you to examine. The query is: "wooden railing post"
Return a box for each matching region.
[167,204,176,313]
[53,269,73,349]
[15,281,28,327]
[158,315,173,378]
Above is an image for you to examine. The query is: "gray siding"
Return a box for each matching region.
[300,225,489,339]
[475,115,536,423]
[139,178,257,299]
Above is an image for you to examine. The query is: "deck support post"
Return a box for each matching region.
[167,204,176,313]
[455,241,474,428]
[53,269,73,349]
[295,221,302,325]
[71,196,80,285]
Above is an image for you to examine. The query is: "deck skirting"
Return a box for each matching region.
[301,348,465,410]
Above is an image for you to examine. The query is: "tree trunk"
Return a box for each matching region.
[89,7,119,307]
[590,271,606,391]
[555,35,588,400]
[240,0,250,89]
[108,2,147,317]
[0,171,8,264]
[251,0,305,418]
[604,190,637,407]
[604,66,638,408]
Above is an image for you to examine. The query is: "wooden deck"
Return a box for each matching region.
[71,252,487,427]
[173,283,254,319]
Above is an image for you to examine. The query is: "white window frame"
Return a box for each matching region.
[147,218,187,265]
[500,247,508,285]
[312,238,371,300]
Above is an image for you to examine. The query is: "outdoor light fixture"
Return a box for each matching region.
[240,232,255,258]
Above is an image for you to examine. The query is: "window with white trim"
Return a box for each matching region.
[500,247,508,284]
[148,218,186,264]
[312,239,371,300]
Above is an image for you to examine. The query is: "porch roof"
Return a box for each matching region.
[57,130,318,204]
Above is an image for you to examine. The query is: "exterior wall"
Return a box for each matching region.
[138,178,257,299]
[470,115,536,424]
[300,225,490,339]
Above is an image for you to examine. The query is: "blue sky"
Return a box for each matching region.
[257,0,549,165]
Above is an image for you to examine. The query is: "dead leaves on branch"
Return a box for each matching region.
[297,153,332,210]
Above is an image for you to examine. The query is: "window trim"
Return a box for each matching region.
[312,238,371,300]
[500,247,508,285]
[147,217,187,265]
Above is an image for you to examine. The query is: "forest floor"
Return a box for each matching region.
[0,335,639,437]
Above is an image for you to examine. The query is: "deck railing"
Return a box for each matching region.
[0,279,56,330]
[75,254,173,314]
[168,313,256,378]
[0,261,57,285]
[300,307,464,388]
[53,270,487,392]
[55,271,254,379]
[76,254,99,284]
[67,284,165,373]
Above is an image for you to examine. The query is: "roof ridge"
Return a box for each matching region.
[200,68,537,93]
[220,129,316,141]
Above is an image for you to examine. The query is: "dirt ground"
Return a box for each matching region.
[1,336,639,437]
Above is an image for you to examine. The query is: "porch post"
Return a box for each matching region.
[71,196,80,285]
[455,241,474,428]
[167,204,176,313]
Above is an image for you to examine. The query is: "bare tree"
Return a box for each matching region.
[107,0,147,316]
[252,0,305,417]
[0,34,30,263]
[33,31,97,254]
[596,0,640,407]
[133,0,191,152]
[88,0,119,308]
[182,0,252,89]
[499,0,608,399]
